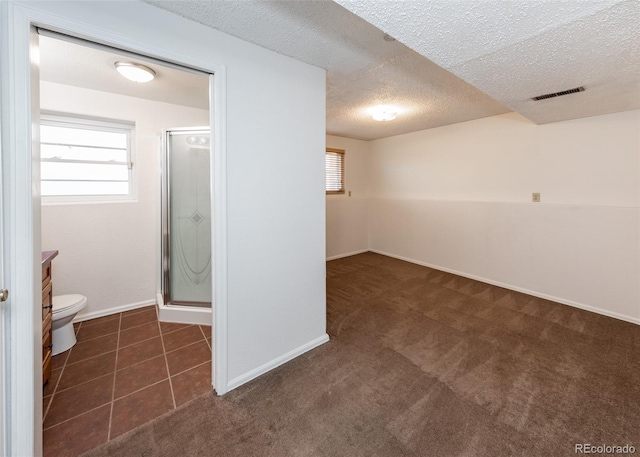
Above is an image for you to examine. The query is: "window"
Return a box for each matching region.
[325,148,345,194]
[40,113,135,202]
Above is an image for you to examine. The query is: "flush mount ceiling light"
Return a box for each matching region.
[114,61,156,83]
[370,105,399,122]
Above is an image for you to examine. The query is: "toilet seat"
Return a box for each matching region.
[53,294,87,313]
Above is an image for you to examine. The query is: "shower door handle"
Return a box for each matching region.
[0,288,8,302]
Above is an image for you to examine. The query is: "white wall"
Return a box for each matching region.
[325,135,370,259]
[11,0,327,392]
[40,81,209,319]
[369,110,640,323]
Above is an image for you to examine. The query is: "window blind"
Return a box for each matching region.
[325,148,345,194]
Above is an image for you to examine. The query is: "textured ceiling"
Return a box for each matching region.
[42,0,640,140]
[144,0,509,140]
[39,34,209,110]
[335,0,640,125]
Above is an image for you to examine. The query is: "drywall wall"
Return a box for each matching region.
[40,81,209,319]
[16,0,327,393]
[369,110,640,323]
[326,135,370,259]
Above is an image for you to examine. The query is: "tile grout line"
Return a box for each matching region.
[79,316,157,345]
[119,306,155,316]
[43,356,210,434]
[76,304,153,341]
[110,376,172,404]
[56,326,189,395]
[63,348,118,369]
[75,312,188,346]
[46,309,210,447]
[44,365,181,432]
[48,370,117,397]
[107,354,167,381]
[161,324,198,337]
[117,333,161,351]
[69,330,120,345]
[76,315,120,328]
[43,322,78,422]
[165,338,208,356]
[45,307,205,452]
[107,312,123,442]
[119,313,161,332]
[199,325,212,351]
[42,401,113,432]
[170,359,211,379]
[76,306,153,328]
[65,314,163,367]
[157,306,177,410]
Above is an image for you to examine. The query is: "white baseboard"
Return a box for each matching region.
[370,249,640,326]
[73,299,156,323]
[226,333,330,392]
[326,249,369,261]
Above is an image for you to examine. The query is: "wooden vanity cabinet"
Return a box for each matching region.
[42,250,58,386]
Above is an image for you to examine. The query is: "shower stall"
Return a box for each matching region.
[157,127,212,325]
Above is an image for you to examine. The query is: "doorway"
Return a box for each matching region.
[38,31,214,456]
[1,7,228,457]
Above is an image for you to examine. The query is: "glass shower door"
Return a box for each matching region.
[163,129,211,307]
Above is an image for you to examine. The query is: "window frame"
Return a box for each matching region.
[40,112,136,204]
[325,147,345,195]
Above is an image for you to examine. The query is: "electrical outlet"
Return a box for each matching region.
[348,191,352,197]
[532,192,541,203]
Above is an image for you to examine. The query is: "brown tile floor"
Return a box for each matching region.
[43,306,212,457]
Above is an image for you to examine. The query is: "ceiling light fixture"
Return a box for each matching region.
[186,135,209,146]
[371,105,399,122]
[114,61,156,83]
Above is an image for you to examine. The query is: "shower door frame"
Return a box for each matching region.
[161,127,212,309]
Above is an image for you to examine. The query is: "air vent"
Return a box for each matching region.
[531,86,585,101]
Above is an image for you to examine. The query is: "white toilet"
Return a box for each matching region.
[52,294,87,356]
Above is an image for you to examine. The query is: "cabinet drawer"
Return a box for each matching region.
[42,314,52,386]
[42,281,52,320]
[42,313,52,342]
[42,263,52,288]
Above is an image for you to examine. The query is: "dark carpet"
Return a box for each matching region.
[82,252,640,457]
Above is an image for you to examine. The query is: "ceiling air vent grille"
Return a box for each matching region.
[531,86,585,101]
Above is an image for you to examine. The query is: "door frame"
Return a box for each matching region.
[1,3,229,456]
